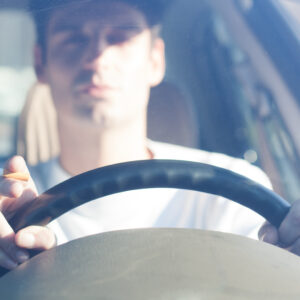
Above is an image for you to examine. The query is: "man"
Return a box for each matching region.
[0,0,299,270]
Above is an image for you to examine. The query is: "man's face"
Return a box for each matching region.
[37,0,165,128]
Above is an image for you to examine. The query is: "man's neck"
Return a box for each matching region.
[57,115,151,176]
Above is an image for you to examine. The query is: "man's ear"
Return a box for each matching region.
[149,38,166,87]
[34,45,47,83]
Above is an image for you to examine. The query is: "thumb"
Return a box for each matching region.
[258,222,279,245]
[15,226,56,250]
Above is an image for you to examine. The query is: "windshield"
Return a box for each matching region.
[1,0,300,205]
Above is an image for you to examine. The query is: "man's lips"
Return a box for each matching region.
[76,84,117,97]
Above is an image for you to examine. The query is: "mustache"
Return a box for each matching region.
[73,70,94,86]
[73,70,119,89]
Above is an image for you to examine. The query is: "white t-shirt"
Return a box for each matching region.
[30,140,272,245]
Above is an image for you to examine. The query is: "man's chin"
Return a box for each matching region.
[74,107,117,128]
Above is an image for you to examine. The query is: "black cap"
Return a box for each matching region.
[30,0,168,27]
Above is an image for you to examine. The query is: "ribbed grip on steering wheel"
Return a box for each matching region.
[11,160,290,231]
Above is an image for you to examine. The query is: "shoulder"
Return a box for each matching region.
[149,140,272,189]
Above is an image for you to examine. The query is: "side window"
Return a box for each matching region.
[163,0,300,203]
[191,2,300,203]
[191,13,259,159]
[0,9,36,163]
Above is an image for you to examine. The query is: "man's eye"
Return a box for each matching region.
[63,35,88,46]
[106,30,136,45]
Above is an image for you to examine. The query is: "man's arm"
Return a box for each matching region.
[0,156,56,269]
[259,201,300,255]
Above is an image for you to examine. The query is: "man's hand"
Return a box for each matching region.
[258,201,300,255]
[0,156,56,269]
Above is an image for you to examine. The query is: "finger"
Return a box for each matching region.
[278,201,300,247]
[1,155,37,197]
[0,181,38,219]
[0,213,29,266]
[0,157,38,214]
[0,179,24,198]
[258,222,279,245]
[3,156,29,175]
[15,226,57,250]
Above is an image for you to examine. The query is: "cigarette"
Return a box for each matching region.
[2,172,30,182]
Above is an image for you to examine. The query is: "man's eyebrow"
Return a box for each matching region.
[115,24,145,30]
[51,23,81,34]
[51,22,147,34]
[114,20,147,29]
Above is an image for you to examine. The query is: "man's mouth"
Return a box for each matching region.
[76,84,116,98]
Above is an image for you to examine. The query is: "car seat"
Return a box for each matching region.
[17,81,199,165]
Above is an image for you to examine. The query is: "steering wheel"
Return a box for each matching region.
[11,159,290,230]
[2,159,298,300]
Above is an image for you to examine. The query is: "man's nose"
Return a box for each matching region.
[84,37,113,70]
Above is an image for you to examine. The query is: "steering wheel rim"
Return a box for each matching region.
[11,159,290,231]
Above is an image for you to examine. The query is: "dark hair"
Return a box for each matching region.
[30,0,166,55]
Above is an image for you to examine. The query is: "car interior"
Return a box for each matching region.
[1,0,300,298]
[1,0,300,202]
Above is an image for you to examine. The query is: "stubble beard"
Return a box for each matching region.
[72,100,124,129]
